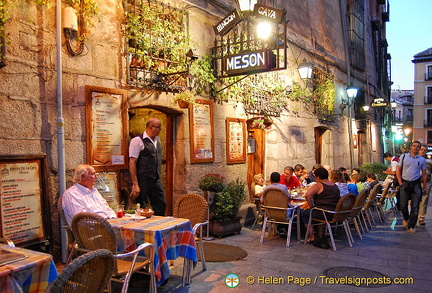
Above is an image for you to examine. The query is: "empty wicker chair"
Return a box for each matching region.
[362,183,382,228]
[348,188,370,239]
[173,193,208,272]
[48,249,115,293]
[305,193,356,251]
[71,212,156,293]
[259,188,300,247]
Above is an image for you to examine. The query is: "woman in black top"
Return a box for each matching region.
[302,168,340,243]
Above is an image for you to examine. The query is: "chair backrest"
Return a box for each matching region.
[173,193,208,227]
[0,237,15,247]
[351,189,369,217]
[71,212,117,253]
[58,194,74,240]
[48,249,115,293]
[332,193,356,222]
[364,183,382,209]
[262,188,291,221]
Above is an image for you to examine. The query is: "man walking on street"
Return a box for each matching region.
[396,141,427,233]
[419,145,431,225]
[129,118,166,216]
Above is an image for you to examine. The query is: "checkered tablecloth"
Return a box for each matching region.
[0,244,58,293]
[108,216,198,286]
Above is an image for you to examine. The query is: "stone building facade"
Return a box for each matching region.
[0,0,391,257]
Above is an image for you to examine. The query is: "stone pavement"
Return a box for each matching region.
[126,203,432,293]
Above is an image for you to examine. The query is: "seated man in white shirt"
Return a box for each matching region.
[61,164,116,226]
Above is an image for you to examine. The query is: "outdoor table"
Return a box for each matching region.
[0,244,58,293]
[108,215,198,287]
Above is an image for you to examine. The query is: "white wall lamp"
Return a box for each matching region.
[297,59,313,80]
[63,7,84,56]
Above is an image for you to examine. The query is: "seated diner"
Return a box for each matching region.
[301,167,340,244]
[61,164,116,226]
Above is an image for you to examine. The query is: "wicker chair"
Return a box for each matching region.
[305,193,356,251]
[57,194,78,264]
[173,193,208,273]
[362,183,382,228]
[71,212,156,293]
[0,237,15,247]
[48,249,115,293]
[259,188,300,247]
[348,188,370,239]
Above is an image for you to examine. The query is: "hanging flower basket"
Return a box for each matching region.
[248,116,273,130]
[177,100,190,108]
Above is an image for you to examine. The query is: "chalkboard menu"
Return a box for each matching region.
[0,155,49,246]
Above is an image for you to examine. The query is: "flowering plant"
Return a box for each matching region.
[198,173,225,192]
[250,117,270,130]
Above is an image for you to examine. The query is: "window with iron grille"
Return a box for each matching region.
[124,0,190,92]
[348,0,365,71]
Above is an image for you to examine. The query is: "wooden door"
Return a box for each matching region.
[247,129,265,203]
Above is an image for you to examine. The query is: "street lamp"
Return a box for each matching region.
[297,59,313,80]
[346,83,358,99]
[238,0,258,12]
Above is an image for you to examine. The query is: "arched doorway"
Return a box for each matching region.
[128,108,175,215]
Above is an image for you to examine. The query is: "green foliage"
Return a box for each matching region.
[359,162,388,181]
[312,73,336,118]
[198,173,225,192]
[210,178,246,221]
[189,55,216,95]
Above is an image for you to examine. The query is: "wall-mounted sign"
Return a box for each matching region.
[224,50,276,76]
[371,98,388,108]
[253,4,285,23]
[85,86,128,171]
[214,9,242,36]
[0,155,50,247]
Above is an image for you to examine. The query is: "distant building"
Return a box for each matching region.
[412,48,432,145]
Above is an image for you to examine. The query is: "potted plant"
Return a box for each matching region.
[173,89,197,108]
[209,178,246,238]
[198,173,225,203]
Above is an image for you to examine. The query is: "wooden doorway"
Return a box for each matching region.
[246,129,266,203]
[128,108,174,215]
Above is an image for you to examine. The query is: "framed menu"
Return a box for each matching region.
[0,155,50,246]
[189,99,215,163]
[226,118,246,164]
[85,86,128,170]
[95,171,119,206]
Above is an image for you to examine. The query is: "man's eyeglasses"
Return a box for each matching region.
[151,125,161,129]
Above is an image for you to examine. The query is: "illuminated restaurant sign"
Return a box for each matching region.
[224,50,276,76]
[371,98,388,108]
[253,4,285,23]
[214,9,242,36]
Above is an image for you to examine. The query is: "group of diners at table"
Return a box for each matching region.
[251,147,428,249]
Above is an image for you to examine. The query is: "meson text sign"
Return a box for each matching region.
[224,50,276,76]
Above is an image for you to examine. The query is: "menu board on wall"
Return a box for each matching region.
[85,86,128,170]
[189,99,215,163]
[95,171,119,206]
[0,156,47,246]
[226,118,246,164]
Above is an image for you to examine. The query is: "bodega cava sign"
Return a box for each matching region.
[224,50,276,76]
[253,4,285,23]
[214,9,242,36]
[371,98,388,108]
